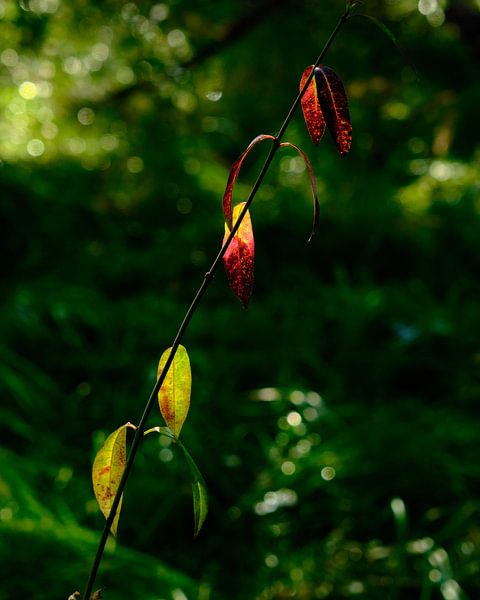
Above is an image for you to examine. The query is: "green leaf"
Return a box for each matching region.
[176,439,208,538]
[351,14,419,80]
[157,345,191,437]
[92,422,136,536]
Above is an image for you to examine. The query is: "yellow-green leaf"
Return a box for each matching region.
[157,345,191,437]
[92,422,135,536]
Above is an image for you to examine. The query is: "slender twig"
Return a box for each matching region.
[82,6,353,598]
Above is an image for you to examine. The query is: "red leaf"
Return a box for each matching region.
[300,65,326,145]
[314,66,352,157]
[279,142,319,242]
[223,202,254,308]
[223,134,275,229]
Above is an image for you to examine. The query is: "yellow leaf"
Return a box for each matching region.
[157,345,191,437]
[92,422,135,536]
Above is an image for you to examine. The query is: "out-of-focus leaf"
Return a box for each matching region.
[351,14,419,80]
[92,422,136,536]
[223,202,254,308]
[223,134,275,229]
[300,65,326,145]
[314,65,352,157]
[176,439,208,538]
[157,345,191,438]
[280,142,319,241]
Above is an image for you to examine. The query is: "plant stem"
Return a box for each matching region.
[82,6,353,598]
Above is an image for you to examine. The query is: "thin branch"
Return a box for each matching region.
[82,5,354,598]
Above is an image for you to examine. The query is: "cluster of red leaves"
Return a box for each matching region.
[222,64,351,308]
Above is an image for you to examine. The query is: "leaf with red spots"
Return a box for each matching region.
[279,142,319,242]
[223,134,275,229]
[314,65,352,157]
[157,344,191,437]
[92,422,136,536]
[223,202,254,308]
[299,65,326,145]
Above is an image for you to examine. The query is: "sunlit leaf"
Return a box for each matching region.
[223,134,275,229]
[314,66,352,157]
[280,142,319,242]
[176,439,208,538]
[157,345,191,437]
[92,422,136,536]
[223,202,254,308]
[144,425,174,438]
[300,65,326,145]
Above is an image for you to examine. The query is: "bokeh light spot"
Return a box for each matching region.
[77,107,95,126]
[287,411,302,427]
[265,553,279,568]
[150,3,169,21]
[126,156,143,173]
[281,461,296,475]
[27,139,45,157]
[1,48,18,67]
[321,466,335,481]
[19,81,37,100]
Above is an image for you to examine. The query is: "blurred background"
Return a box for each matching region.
[1,0,480,598]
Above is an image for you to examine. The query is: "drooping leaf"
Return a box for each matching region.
[144,429,208,537]
[299,65,326,145]
[350,14,419,80]
[157,344,191,437]
[176,438,208,538]
[280,142,319,242]
[314,65,352,157]
[223,202,254,308]
[92,422,136,536]
[223,134,275,229]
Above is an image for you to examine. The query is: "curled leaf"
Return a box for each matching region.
[157,345,191,437]
[314,66,352,157]
[223,134,275,229]
[176,439,208,538]
[300,65,326,145]
[280,142,319,242]
[223,202,254,308]
[92,422,136,536]
[144,425,174,438]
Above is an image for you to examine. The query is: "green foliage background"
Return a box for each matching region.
[1,0,480,598]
